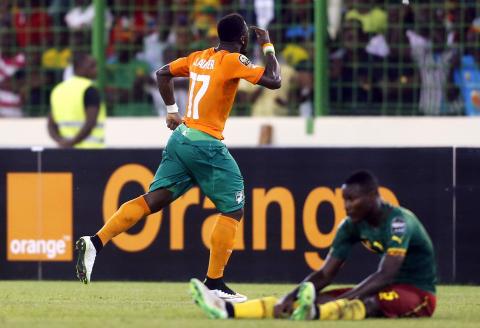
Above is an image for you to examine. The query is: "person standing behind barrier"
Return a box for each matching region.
[48,53,106,148]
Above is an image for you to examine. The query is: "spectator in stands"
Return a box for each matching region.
[373,3,418,112]
[60,0,113,80]
[192,0,220,35]
[0,29,26,118]
[406,5,462,115]
[11,0,53,116]
[0,1,12,28]
[277,0,314,69]
[454,17,480,115]
[13,0,53,48]
[105,38,154,116]
[48,0,72,51]
[267,0,313,116]
[109,0,157,57]
[137,1,171,71]
[170,0,190,26]
[444,0,477,45]
[345,0,387,34]
[48,53,106,148]
[65,0,113,48]
[253,0,274,30]
[237,56,299,116]
[65,0,113,32]
[330,18,383,114]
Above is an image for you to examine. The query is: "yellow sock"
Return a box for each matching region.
[233,297,277,319]
[319,299,366,320]
[206,215,239,279]
[340,299,366,320]
[97,196,151,245]
[319,299,345,320]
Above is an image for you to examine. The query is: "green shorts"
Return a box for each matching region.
[149,124,245,213]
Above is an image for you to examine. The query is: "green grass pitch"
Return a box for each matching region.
[1,281,479,327]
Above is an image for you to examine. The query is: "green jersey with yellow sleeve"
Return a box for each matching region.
[330,202,437,294]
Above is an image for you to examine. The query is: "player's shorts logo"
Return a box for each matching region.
[378,290,400,301]
[235,190,245,204]
[7,173,73,261]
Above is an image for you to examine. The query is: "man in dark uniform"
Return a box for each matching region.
[190,170,437,320]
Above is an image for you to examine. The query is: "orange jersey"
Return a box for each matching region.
[169,48,265,139]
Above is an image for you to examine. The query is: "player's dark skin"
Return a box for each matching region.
[48,55,100,148]
[274,183,405,318]
[145,23,281,222]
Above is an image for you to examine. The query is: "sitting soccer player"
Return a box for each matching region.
[190,170,437,320]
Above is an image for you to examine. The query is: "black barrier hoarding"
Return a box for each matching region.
[455,148,480,283]
[0,148,456,283]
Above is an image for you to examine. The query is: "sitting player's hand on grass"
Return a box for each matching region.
[166,113,182,130]
[273,293,296,318]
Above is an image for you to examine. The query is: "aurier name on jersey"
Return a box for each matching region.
[192,58,215,70]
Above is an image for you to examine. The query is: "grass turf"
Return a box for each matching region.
[0,282,479,327]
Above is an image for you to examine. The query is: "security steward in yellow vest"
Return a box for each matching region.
[48,53,106,148]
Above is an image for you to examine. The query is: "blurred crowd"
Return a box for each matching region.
[328,0,480,115]
[0,0,479,118]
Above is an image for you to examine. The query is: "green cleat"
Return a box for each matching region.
[291,282,316,320]
[190,278,228,319]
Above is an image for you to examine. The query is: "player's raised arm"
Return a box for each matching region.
[251,26,281,90]
[156,64,182,130]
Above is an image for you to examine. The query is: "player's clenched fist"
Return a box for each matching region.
[166,113,182,130]
[250,26,270,45]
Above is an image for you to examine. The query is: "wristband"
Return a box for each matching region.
[262,43,275,56]
[166,103,179,114]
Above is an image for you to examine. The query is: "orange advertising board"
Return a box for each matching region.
[7,173,73,261]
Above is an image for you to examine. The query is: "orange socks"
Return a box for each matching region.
[97,196,151,246]
[97,199,238,279]
[207,215,239,279]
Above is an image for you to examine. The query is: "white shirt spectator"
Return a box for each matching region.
[366,34,390,58]
[65,4,112,30]
[406,30,457,115]
[254,0,274,30]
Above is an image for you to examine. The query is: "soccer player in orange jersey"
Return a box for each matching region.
[75,13,281,302]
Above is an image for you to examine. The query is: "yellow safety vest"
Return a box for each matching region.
[50,76,106,148]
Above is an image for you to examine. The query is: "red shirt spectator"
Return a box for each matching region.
[13,6,52,47]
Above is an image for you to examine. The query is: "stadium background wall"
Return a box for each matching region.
[0,148,478,284]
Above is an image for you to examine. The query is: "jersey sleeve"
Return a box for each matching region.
[328,218,357,260]
[169,52,199,77]
[224,54,265,84]
[169,57,189,77]
[385,215,412,257]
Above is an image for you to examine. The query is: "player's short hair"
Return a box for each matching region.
[344,170,379,194]
[217,13,246,42]
[72,52,90,72]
